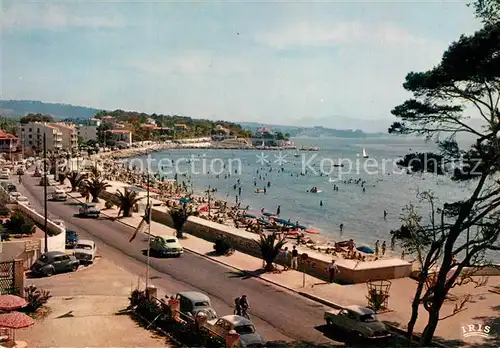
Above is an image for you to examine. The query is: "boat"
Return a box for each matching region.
[362,148,369,158]
[294,150,300,157]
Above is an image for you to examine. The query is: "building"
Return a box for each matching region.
[50,123,78,149]
[0,131,20,154]
[174,123,189,131]
[105,130,132,145]
[212,125,235,141]
[89,118,101,127]
[77,125,98,143]
[17,122,63,151]
[102,116,116,126]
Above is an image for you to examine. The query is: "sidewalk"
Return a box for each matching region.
[68,191,500,347]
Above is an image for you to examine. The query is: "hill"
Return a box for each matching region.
[0,100,100,119]
[238,122,383,138]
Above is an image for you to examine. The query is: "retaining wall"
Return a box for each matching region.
[151,207,412,283]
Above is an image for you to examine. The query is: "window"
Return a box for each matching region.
[28,135,32,138]
[360,314,377,323]
[28,141,32,145]
[234,325,255,334]
[29,128,32,132]
[75,244,92,250]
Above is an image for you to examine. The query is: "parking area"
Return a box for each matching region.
[19,257,171,347]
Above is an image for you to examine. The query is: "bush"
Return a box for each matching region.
[367,289,388,311]
[213,236,231,255]
[23,285,51,312]
[0,205,10,216]
[5,209,35,235]
[105,200,114,209]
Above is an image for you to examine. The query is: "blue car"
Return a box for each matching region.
[66,229,79,248]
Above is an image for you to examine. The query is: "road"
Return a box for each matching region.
[18,174,342,346]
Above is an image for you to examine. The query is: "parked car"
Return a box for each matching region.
[8,192,21,203]
[66,229,79,248]
[78,203,100,218]
[203,315,265,347]
[150,235,183,257]
[30,251,79,277]
[324,305,391,340]
[0,170,10,180]
[73,239,96,264]
[51,188,67,201]
[14,195,29,205]
[173,291,217,320]
[6,184,16,193]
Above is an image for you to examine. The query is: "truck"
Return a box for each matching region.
[324,305,391,340]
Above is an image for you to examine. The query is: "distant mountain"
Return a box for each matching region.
[238,122,383,138]
[0,100,101,119]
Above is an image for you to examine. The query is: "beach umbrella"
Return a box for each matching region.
[297,224,307,230]
[262,212,275,217]
[273,218,290,225]
[0,295,27,311]
[0,311,34,329]
[198,205,209,212]
[257,218,269,225]
[179,197,191,204]
[305,228,320,234]
[357,245,374,254]
[243,213,257,218]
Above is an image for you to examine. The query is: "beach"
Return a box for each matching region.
[85,136,498,263]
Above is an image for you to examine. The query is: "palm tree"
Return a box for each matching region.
[256,232,287,272]
[91,165,100,179]
[67,171,87,192]
[82,177,111,203]
[170,204,192,239]
[115,189,144,217]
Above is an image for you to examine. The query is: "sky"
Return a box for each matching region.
[0,1,483,132]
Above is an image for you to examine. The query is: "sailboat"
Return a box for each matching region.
[261,140,265,147]
[362,148,369,158]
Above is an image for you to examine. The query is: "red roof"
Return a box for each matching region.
[0,131,18,140]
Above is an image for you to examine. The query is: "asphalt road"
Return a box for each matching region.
[17,175,345,346]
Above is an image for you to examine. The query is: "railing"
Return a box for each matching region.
[0,261,14,294]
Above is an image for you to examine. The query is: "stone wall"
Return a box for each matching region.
[151,207,412,283]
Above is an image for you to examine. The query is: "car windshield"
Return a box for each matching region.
[234,325,256,335]
[359,314,377,322]
[166,239,177,243]
[194,301,210,307]
[76,244,92,250]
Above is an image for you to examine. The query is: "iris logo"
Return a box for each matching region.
[461,323,492,338]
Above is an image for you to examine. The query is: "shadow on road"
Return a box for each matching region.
[227,269,266,280]
[467,303,500,348]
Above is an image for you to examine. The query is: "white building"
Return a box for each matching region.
[77,125,98,142]
[17,122,63,151]
[50,123,78,149]
[105,130,132,145]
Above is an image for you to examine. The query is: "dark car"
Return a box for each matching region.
[66,230,79,248]
[30,251,79,277]
[6,184,16,193]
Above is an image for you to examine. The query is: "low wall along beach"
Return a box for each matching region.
[151,207,412,283]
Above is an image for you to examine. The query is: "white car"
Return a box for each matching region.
[0,171,9,180]
[9,192,21,203]
[73,239,96,264]
[15,196,30,205]
[51,189,67,201]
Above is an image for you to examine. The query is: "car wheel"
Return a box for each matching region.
[45,268,54,277]
[71,264,79,272]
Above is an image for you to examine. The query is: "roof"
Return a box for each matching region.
[174,123,188,127]
[177,291,210,302]
[42,251,66,258]
[76,239,94,245]
[102,116,114,119]
[220,315,253,326]
[0,131,18,140]
[345,305,374,315]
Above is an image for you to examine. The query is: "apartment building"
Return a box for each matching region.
[77,125,98,142]
[105,129,132,145]
[0,131,20,153]
[17,122,63,151]
[50,123,78,149]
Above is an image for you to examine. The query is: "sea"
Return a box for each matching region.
[131,136,498,262]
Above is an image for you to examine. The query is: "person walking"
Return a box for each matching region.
[282,247,290,271]
[339,223,343,232]
[381,241,386,256]
[328,260,339,283]
[276,205,281,216]
[291,246,298,270]
[375,240,380,256]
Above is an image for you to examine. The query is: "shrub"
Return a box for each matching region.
[0,205,10,216]
[213,236,231,255]
[105,200,114,209]
[23,285,51,312]
[5,209,35,235]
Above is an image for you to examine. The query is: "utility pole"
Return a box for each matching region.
[145,169,152,289]
[43,133,48,253]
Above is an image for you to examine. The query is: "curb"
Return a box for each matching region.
[67,192,452,348]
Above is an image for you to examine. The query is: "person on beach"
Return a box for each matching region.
[375,240,380,256]
[320,200,323,207]
[339,223,343,232]
[328,260,339,283]
[291,246,298,269]
[276,205,281,216]
[381,241,386,256]
[384,210,387,220]
[282,247,290,271]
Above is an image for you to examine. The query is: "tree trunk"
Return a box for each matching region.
[407,276,426,339]
[176,229,183,239]
[420,306,440,345]
[92,196,99,203]
[123,206,131,217]
[264,262,275,272]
